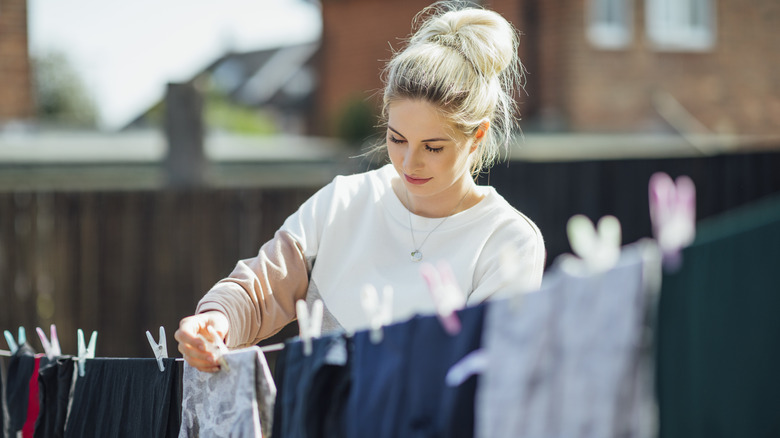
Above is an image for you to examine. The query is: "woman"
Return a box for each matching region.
[176,3,545,372]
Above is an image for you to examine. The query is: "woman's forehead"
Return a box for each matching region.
[387,99,461,139]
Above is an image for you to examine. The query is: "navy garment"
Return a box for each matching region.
[304,340,352,438]
[347,305,486,438]
[65,358,181,438]
[1,356,6,438]
[34,357,74,438]
[4,343,37,437]
[272,333,350,438]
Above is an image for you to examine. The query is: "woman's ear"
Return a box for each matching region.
[470,120,490,152]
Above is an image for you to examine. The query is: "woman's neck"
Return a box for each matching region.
[397,176,482,218]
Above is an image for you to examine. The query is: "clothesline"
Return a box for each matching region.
[0,341,286,358]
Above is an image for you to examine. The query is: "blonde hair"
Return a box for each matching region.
[381,2,524,175]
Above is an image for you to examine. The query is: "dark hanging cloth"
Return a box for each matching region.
[272,333,350,438]
[34,356,75,438]
[1,355,7,438]
[346,304,485,438]
[64,358,181,438]
[4,343,37,438]
[657,194,780,438]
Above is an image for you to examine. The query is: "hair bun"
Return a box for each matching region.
[411,7,517,78]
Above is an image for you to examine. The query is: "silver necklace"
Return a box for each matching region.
[405,187,471,262]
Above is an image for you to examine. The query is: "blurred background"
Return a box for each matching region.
[0,0,778,358]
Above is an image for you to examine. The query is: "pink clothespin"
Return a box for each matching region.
[420,261,467,335]
[649,172,696,271]
[36,324,62,361]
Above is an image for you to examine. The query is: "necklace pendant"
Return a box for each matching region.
[410,250,423,262]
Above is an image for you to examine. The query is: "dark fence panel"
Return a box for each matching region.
[484,150,780,267]
[0,187,315,358]
[2,150,780,357]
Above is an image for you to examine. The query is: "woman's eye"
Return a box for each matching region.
[425,145,443,153]
[389,135,405,144]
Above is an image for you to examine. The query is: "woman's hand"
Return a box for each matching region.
[174,311,230,373]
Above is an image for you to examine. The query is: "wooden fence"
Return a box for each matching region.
[2,148,780,358]
[0,187,315,358]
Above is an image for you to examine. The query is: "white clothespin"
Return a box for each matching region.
[145,326,168,372]
[76,329,97,377]
[420,261,467,335]
[4,326,27,354]
[198,326,230,372]
[360,285,393,344]
[649,172,696,271]
[566,214,622,274]
[446,348,488,387]
[36,324,62,361]
[296,299,323,356]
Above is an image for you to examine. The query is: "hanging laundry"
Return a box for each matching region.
[4,343,46,438]
[346,304,485,438]
[34,356,74,438]
[64,358,181,438]
[476,241,659,438]
[272,333,350,438]
[179,346,276,438]
[657,195,780,438]
[0,355,5,438]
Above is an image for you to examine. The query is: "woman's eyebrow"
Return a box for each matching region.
[388,126,450,142]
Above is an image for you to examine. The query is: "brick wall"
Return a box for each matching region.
[559,0,780,135]
[316,0,527,135]
[0,0,34,123]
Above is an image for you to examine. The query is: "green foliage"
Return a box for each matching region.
[204,94,277,135]
[336,96,381,148]
[32,51,98,127]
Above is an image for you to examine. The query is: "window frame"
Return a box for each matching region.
[586,0,634,50]
[645,0,716,51]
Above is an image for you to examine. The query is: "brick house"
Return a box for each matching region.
[0,0,34,125]
[315,0,779,137]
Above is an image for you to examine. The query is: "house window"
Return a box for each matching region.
[587,0,633,49]
[646,0,715,51]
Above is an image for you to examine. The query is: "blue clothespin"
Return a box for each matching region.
[145,326,168,372]
[37,324,62,361]
[4,327,27,354]
[76,329,97,377]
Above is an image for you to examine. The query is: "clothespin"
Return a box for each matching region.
[36,324,62,361]
[446,348,488,387]
[3,326,27,354]
[420,261,467,335]
[566,214,622,274]
[145,326,168,372]
[197,326,230,372]
[649,172,696,271]
[360,285,393,344]
[76,329,97,377]
[296,299,323,356]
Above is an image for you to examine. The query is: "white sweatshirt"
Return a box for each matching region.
[198,164,545,347]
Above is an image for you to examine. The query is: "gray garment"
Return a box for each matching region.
[179,347,276,438]
[476,241,659,438]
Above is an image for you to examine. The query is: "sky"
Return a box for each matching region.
[27,0,322,130]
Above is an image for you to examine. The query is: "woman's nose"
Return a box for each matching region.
[404,145,423,171]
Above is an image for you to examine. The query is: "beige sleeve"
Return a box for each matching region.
[196,230,309,348]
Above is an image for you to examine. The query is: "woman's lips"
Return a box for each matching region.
[405,174,432,185]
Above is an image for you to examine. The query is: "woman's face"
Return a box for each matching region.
[386,99,476,213]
